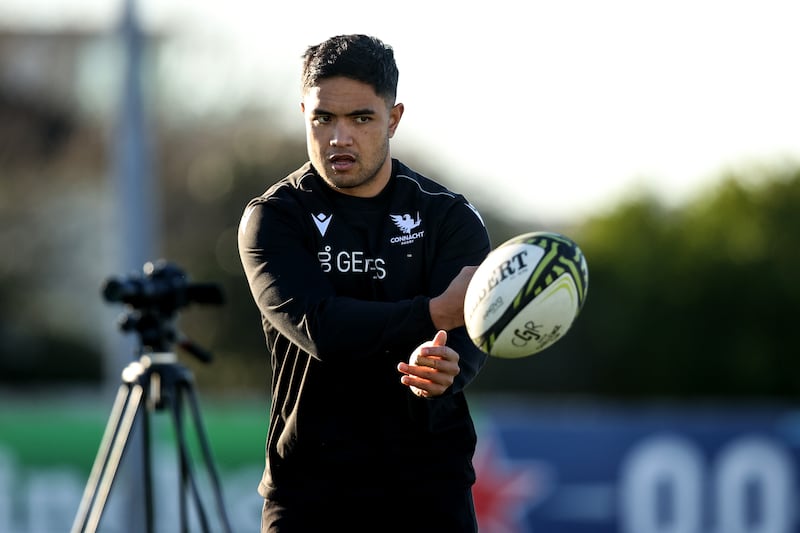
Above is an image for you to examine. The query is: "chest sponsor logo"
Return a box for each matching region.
[389,212,425,245]
[317,246,387,280]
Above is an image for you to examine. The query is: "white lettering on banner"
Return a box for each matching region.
[620,434,795,533]
[620,434,703,533]
[715,436,794,533]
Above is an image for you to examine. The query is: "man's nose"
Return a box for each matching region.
[330,123,354,146]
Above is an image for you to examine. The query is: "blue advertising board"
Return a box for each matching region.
[471,401,800,533]
[2,398,800,532]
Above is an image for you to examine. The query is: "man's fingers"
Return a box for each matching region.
[400,375,447,398]
[397,331,459,397]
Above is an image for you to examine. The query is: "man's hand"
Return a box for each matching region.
[428,266,478,331]
[397,330,460,398]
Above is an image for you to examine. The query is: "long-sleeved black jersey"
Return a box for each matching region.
[238,158,491,501]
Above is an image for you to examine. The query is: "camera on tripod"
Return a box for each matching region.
[72,260,232,533]
[103,260,224,313]
[102,260,224,361]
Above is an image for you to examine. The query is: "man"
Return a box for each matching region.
[238,34,491,532]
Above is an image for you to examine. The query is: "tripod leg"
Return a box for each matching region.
[71,384,131,533]
[183,381,233,533]
[72,383,146,533]
[169,385,210,533]
[173,390,190,533]
[141,390,154,532]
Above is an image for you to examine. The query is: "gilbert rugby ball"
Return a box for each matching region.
[464,231,589,358]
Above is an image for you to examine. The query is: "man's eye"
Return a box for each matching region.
[314,115,332,124]
[354,116,371,124]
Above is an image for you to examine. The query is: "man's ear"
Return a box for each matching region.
[388,102,405,138]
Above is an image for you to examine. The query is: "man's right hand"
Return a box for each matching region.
[428,265,478,331]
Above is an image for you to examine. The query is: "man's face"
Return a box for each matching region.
[301,76,404,198]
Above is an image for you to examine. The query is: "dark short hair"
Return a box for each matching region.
[301,34,399,103]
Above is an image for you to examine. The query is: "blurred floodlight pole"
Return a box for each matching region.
[112,0,159,288]
[104,0,159,530]
[107,0,160,379]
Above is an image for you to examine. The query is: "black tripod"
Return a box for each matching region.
[71,261,232,533]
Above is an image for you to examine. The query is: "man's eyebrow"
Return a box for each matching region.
[347,108,376,116]
[312,107,376,116]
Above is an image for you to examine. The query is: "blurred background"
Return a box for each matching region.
[1,0,799,531]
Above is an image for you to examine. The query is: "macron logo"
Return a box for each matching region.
[312,213,332,236]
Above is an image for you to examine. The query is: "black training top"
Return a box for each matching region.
[238,159,491,500]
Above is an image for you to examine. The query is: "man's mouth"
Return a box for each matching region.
[329,154,356,172]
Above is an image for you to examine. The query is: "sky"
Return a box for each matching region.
[2,0,799,224]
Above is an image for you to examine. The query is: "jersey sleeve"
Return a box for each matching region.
[428,199,492,394]
[238,194,436,363]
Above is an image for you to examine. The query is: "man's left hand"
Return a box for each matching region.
[397,330,460,398]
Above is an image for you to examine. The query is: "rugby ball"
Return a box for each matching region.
[464,231,589,358]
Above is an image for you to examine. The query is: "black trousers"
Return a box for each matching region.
[261,484,477,533]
